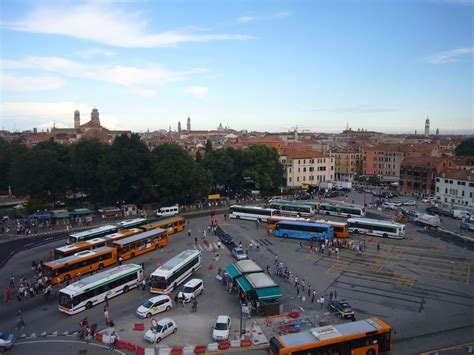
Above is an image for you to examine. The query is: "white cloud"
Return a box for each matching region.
[77,48,115,58]
[237,16,257,23]
[184,86,208,98]
[1,73,65,91]
[1,55,208,95]
[1,101,125,130]
[427,47,474,64]
[4,2,254,47]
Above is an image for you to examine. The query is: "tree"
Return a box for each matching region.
[201,149,235,192]
[0,138,27,193]
[455,138,474,156]
[195,150,202,163]
[152,144,210,205]
[368,176,381,186]
[205,139,213,154]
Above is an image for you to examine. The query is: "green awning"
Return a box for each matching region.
[53,213,70,219]
[256,287,282,301]
[72,209,93,215]
[225,264,242,279]
[236,276,252,293]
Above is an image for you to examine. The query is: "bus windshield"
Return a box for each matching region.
[150,276,167,290]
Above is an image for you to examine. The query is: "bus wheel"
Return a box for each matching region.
[99,263,104,270]
[366,349,376,355]
[86,301,92,309]
[383,233,388,238]
[283,233,288,238]
[347,215,351,219]
[326,212,330,216]
[123,286,129,293]
[64,275,71,282]
[236,215,240,219]
[354,230,359,234]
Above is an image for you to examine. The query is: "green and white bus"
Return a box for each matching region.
[58,264,143,315]
[319,203,365,218]
[229,205,278,222]
[150,250,201,294]
[68,225,118,244]
[270,202,315,217]
[347,218,405,239]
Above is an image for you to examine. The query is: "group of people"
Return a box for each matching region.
[8,261,53,304]
[79,317,97,343]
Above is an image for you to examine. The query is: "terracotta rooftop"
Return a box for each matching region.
[439,168,474,181]
[401,156,447,168]
[281,150,329,159]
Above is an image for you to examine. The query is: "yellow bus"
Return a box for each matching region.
[315,219,350,238]
[269,317,392,355]
[140,216,186,235]
[113,228,168,260]
[54,237,107,259]
[266,216,311,233]
[44,246,117,284]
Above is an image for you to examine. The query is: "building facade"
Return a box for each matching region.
[280,151,334,188]
[435,169,474,207]
[399,157,449,195]
[332,149,363,181]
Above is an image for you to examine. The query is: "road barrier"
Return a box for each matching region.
[133,323,145,331]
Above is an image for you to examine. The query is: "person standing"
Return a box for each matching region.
[334,290,337,299]
[16,309,25,329]
[9,275,14,289]
[105,294,109,307]
[329,291,333,301]
[311,290,316,303]
[307,285,311,298]
[109,331,117,351]
[104,306,110,326]
[192,298,198,312]
[319,296,325,309]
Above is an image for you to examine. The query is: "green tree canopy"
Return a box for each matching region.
[0,138,27,193]
[455,138,474,156]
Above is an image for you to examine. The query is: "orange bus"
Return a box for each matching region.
[269,317,391,355]
[54,237,107,259]
[140,216,186,235]
[113,228,168,260]
[43,246,117,284]
[266,216,311,233]
[102,228,143,246]
[315,219,350,238]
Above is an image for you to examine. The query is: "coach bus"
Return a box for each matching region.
[54,238,107,259]
[269,317,392,355]
[347,218,405,239]
[150,250,201,294]
[273,221,333,241]
[58,264,143,314]
[270,202,315,217]
[229,205,278,222]
[103,228,143,246]
[266,216,311,232]
[315,219,349,238]
[43,246,117,284]
[116,218,148,230]
[319,203,365,218]
[140,216,186,235]
[113,228,168,260]
[68,225,118,244]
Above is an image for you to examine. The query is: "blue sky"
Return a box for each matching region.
[0,0,472,133]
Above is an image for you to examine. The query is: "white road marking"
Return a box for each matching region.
[14,339,126,354]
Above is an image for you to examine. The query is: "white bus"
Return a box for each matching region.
[150,250,201,294]
[347,218,405,239]
[116,218,148,230]
[229,205,278,222]
[319,203,366,218]
[269,202,315,217]
[58,264,143,315]
[68,225,118,244]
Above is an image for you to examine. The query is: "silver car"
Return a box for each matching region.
[0,332,15,352]
[232,247,248,260]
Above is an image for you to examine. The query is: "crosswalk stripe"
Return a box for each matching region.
[40,332,47,337]
[62,331,69,336]
[20,334,26,339]
[28,333,36,338]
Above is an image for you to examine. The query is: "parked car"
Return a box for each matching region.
[426,206,450,216]
[392,202,403,207]
[328,300,355,320]
[232,247,248,261]
[136,295,172,318]
[178,278,203,302]
[212,315,232,341]
[221,233,233,245]
[405,209,420,218]
[421,197,435,203]
[403,200,416,206]
[452,210,471,220]
[382,202,396,210]
[0,332,15,352]
[325,191,339,198]
[144,318,177,343]
[461,222,474,232]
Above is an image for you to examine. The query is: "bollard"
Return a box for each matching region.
[218,341,230,350]
[194,345,207,353]
[170,347,183,355]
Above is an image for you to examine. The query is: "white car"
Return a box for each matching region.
[382,202,396,210]
[136,295,172,318]
[403,200,416,206]
[178,278,203,303]
[421,197,434,203]
[212,315,231,341]
[144,318,177,343]
[0,332,15,352]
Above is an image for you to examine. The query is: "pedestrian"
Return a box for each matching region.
[118,256,123,265]
[202,230,207,238]
[43,287,49,302]
[377,243,380,252]
[334,290,337,299]
[194,236,198,245]
[16,309,25,329]
[188,229,191,237]
[105,294,109,307]
[296,286,300,296]
[192,298,197,312]
[109,331,117,351]
[266,265,271,274]
[319,296,325,309]
[308,285,311,297]
[104,307,110,326]
[311,290,316,303]
[299,241,303,249]
[9,275,14,289]
[335,247,339,259]
[274,254,278,265]
[301,279,305,291]
[330,291,333,301]
[294,276,298,288]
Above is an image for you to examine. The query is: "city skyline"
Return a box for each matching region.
[1,0,473,134]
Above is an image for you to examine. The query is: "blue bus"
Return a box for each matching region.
[273,221,333,241]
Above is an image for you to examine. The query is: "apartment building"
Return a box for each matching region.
[280,151,334,188]
[332,148,363,181]
[435,169,474,207]
[399,157,449,195]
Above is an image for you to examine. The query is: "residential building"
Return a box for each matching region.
[435,169,474,207]
[399,157,449,196]
[280,150,334,188]
[332,148,363,181]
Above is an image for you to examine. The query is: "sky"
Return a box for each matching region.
[0,0,473,134]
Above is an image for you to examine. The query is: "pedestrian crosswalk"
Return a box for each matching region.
[19,330,79,339]
[192,238,274,252]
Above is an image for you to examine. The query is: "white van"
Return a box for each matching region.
[156,205,179,218]
[178,278,203,302]
[452,210,471,220]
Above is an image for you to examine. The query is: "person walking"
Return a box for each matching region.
[301,279,305,291]
[311,290,316,303]
[104,307,110,326]
[109,331,117,351]
[16,309,25,329]
[294,276,298,288]
[329,291,333,301]
[192,298,197,312]
[187,229,191,237]
[377,243,380,252]
[9,275,14,289]
[319,296,325,309]
[334,290,337,299]
[105,294,109,307]
[307,285,311,298]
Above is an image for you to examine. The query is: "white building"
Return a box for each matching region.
[280,151,334,188]
[435,169,474,207]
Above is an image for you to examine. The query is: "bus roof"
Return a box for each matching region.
[113,228,166,245]
[45,246,115,267]
[272,202,313,208]
[348,217,403,227]
[321,202,364,209]
[141,216,184,229]
[151,250,200,277]
[230,205,276,211]
[69,225,117,239]
[278,318,389,348]
[276,221,331,228]
[103,228,142,241]
[56,238,106,253]
[59,264,142,295]
[116,218,147,228]
[315,220,348,227]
